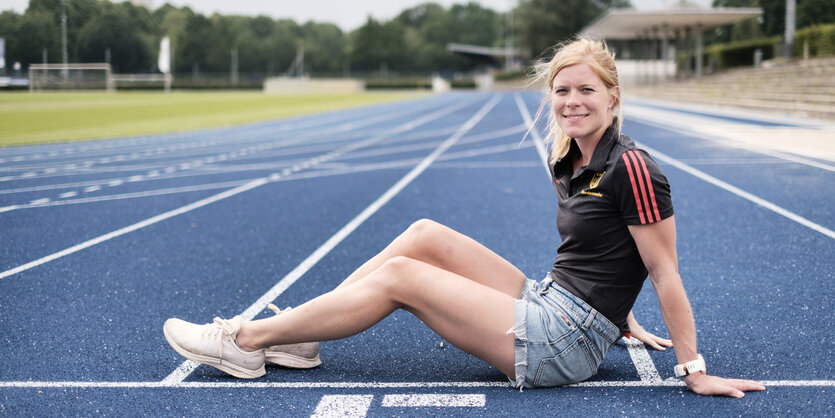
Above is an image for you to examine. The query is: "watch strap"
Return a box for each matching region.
[674,354,706,377]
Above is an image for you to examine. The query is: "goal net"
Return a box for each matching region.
[28,63,114,92]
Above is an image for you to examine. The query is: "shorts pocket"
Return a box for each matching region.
[536,300,577,346]
[533,336,597,387]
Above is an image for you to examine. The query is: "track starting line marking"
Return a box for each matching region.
[1,380,832,389]
[312,394,485,417]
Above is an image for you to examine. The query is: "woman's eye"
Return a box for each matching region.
[583,87,595,92]
[553,88,567,94]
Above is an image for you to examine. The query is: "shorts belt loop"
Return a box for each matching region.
[539,273,554,295]
[581,310,596,331]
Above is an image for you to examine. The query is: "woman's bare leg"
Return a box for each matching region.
[336,219,526,297]
[237,256,517,378]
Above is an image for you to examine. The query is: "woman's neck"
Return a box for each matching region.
[572,136,600,172]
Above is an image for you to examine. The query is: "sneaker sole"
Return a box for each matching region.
[163,324,266,379]
[265,352,322,369]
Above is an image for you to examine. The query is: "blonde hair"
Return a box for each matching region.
[529,38,623,166]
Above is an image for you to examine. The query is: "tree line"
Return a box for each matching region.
[1,0,829,78]
[0,0,630,77]
[708,0,834,44]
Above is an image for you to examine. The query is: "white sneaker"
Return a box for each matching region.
[163,315,266,379]
[264,304,322,369]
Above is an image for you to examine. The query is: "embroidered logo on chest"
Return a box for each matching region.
[589,171,605,189]
[581,171,606,197]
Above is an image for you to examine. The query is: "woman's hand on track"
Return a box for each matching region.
[684,373,766,398]
[627,316,673,351]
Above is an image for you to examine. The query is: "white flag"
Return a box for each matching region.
[158,36,170,74]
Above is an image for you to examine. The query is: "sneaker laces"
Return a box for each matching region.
[203,317,238,359]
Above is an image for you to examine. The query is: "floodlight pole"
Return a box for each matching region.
[505,5,514,70]
[61,0,68,80]
[695,23,703,79]
[783,0,796,58]
[661,24,669,83]
[231,47,238,85]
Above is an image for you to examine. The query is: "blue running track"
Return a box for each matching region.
[1,92,833,416]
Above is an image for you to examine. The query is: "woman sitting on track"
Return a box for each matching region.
[163,38,765,396]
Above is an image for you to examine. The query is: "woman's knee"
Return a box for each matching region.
[401,219,449,253]
[374,256,423,301]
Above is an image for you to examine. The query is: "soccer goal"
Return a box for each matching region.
[28,63,115,92]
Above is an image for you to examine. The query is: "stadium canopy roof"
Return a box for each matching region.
[446,43,524,69]
[446,43,520,58]
[581,0,762,40]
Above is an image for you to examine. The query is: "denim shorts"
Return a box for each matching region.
[509,273,622,388]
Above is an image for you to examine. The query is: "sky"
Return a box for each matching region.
[0,0,713,32]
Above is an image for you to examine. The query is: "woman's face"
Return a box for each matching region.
[550,63,616,144]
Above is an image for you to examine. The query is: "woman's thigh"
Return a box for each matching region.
[341,219,526,298]
[369,256,518,378]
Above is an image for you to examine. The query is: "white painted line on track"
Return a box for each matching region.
[0,178,269,281]
[311,395,373,418]
[514,92,664,385]
[513,93,552,180]
[624,338,663,382]
[1,159,487,230]
[2,96,482,281]
[438,142,534,160]
[160,95,497,384]
[1,379,832,388]
[12,180,255,209]
[625,105,835,172]
[638,142,835,240]
[381,394,485,407]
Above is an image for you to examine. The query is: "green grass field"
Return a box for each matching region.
[0,91,423,147]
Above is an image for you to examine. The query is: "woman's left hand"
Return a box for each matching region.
[630,322,673,350]
[626,311,673,350]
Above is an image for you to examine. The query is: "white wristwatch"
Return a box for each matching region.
[674,354,706,377]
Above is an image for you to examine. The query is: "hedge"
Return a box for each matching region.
[702,36,781,71]
[794,24,835,57]
[692,24,835,72]
[364,78,432,90]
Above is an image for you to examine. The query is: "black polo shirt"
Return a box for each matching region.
[550,125,674,332]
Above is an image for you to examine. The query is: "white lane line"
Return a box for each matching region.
[0,379,832,388]
[13,180,254,209]
[0,179,269,281]
[381,394,485,407]
[624,338,663,382]
[625,105,835,172]
[514,92,664,384]
[311,395,373,418]
[0,97,445,176]
[161,94,503,384]
[513,93,552,180]
[58,191,78,199]
[638,142,835,240]
[17,158,526,206]
[1,97,472,270]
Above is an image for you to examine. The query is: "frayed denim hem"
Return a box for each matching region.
[507,288,530,390]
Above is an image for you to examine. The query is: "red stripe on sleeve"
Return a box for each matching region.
[628,151,656,223]
[621,153,646,224]
[634,151,662,222]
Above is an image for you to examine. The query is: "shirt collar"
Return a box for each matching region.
[554,124,618,174]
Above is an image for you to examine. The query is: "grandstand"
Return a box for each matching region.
[629,57,835,120]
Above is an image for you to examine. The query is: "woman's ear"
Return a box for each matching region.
[609,86,620,108]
